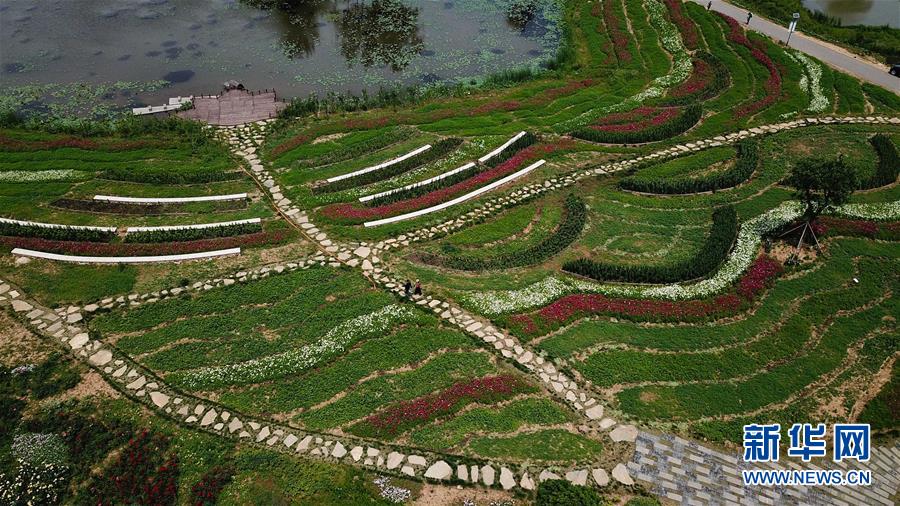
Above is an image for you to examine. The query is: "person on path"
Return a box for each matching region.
[414,280,422,296]
[746,12,753,25]
[403,279,412,297]
[706,1,711,10]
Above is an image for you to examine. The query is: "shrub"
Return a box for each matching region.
[0,221,114,243]
[536,479,606,506]
[620,140,758,194]
[313,137,463,193]
[189,466,234,506]
[123,222,263,243]
[858,134,898,190]
[571,104,702,144]
[88,430,179,506]
[563,206,737,283]
[424,194,586,270]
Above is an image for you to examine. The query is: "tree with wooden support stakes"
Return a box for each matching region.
[782,155,858,253]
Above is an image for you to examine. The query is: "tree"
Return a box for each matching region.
[783,155,858,249]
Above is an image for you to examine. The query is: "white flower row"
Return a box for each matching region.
[555,0,691,132]
[0,217,116,232]
[178,304,420,389]
[326,144,432,183]
[463,200,898,315]
[833,201,900,221]
[0,170,87,182]
[12,247,242,264]
[788,51,829,113]
[11,433,68,467]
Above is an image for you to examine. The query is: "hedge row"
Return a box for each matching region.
[102,168,244,185]
[563,205,737,283]
[660,52,730,106]
[123,222,263,243]
[365,133,537,207]
[859,134,899,190]
[620,140,758,194]
[0,221,114,242]
[51,198,247,215]
[313,138,463,194]
[426,194,585,271]
[571,104,702,144]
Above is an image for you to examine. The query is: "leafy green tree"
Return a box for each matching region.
[786,156,857,221]
[783,156,857,250]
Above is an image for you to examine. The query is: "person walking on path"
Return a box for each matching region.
[746,11,753,25]
[706,1,711,10]
[414,280,422,296]
[403,279,412,297]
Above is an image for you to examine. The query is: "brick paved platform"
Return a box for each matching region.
[177,89,287,126]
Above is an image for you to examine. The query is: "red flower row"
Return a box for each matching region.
[0,133,161,152]
[508,255,783,338]
[669,59,714,98]
[811,217,900,240]
[528,79,594,106]
[0,230,291,256]
[664,0,699,49]
[602,0,632,63]
[590,107,681,133]
[321,142,568,223]
[360,375,528,436]
[591,106,660,126]
[718,13,782,117]
[470,100,521,116]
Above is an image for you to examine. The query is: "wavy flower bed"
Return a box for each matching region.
[719,13,781,117]
[321,143,566,224]
[350,375,530,438]
[663,52,730,105]
[573,105,701,144]
[464,201,898,317]
[663,0,698,49]
[508,255,782,337]
[170,305,424,390]
[469,101,521,115]
[89,430,178,506]
[0,229,291,256]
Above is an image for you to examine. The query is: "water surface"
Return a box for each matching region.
[0,0,560,106]
[801,0,899,28]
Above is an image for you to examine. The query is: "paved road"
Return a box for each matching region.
[690,0,900,94]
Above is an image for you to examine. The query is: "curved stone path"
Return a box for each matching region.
[11,114,900,503]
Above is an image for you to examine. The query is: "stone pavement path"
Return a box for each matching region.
[691,0,899,94]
